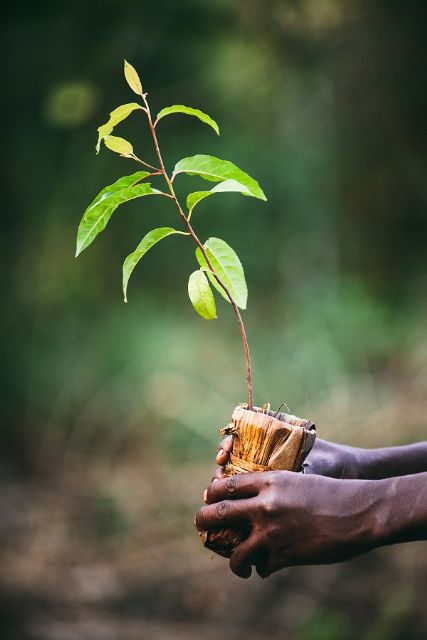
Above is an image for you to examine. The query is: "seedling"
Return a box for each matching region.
[76,61,267,408]
[76,62,316,557]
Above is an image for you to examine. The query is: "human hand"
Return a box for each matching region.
[196,471,381,578]
[301,438,363,478]
[214,436,363,480]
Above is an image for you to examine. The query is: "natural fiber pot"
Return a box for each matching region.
[199,404,316,558]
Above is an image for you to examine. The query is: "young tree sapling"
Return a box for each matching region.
[76,61,315,557]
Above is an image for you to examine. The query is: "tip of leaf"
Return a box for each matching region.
[123,59,143,96]
[75,245,81,258]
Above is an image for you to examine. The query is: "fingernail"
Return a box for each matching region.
[217,447,224,456]
[212,478,218,483]
[203,489,207,503]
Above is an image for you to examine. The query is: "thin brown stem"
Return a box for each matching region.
[142,94,253,408]
[131,153,160,172]
[154,191,175,199]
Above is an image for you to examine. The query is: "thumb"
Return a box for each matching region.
[216,434,233,465]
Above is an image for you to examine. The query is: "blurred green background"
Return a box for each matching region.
[1,1,426,639]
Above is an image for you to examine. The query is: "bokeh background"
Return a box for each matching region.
[2,1,427,638]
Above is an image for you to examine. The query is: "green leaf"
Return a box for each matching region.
[76,180,159,256]
[156,105,219,135]
[96,103,142,153]
[186,179,252,216]
[124,60,143,96]
[195,237,247,309]
[188,270,217,320]
[87,170,150,211]
[173,154,266,201]
[104,134,133,156]
[123,228,186,302]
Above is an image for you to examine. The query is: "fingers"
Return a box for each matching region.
[216,449,230,466]
[205,467,225,502]
[256,562,272,579]
[255,551,291,578]
[221,434,234,452]
[229,534,263,579]
[195,497,257,530]
[210,467,226,485]
[216,434,233,466]
[205,472,262,504]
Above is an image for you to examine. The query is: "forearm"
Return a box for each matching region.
[358,442,427,480]
[304,439,427,481]
[374,472,427,546]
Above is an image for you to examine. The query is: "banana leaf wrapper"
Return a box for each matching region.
[199,404,316,558]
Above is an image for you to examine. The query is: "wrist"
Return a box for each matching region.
[309,439,366,479]
[369,473,427,547]
[345,479,390,549]
[334,443,393,480]
[353,447,379,480]
[344,444,368,480]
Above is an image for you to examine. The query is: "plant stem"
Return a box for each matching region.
[141,94,253,409]
[131,153,160,172]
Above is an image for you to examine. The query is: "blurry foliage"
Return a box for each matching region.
[300,608,350,640]
[43,81,99,128]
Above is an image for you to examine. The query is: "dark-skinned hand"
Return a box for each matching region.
[195,469,427,578]
[214,436,362,480]
[196,470,382,578]
[215,436,427,480]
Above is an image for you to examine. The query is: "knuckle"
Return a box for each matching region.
[216,500,231,520]
[258,496,279,518]
[225,475,239,496]
[263,473,277,488]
